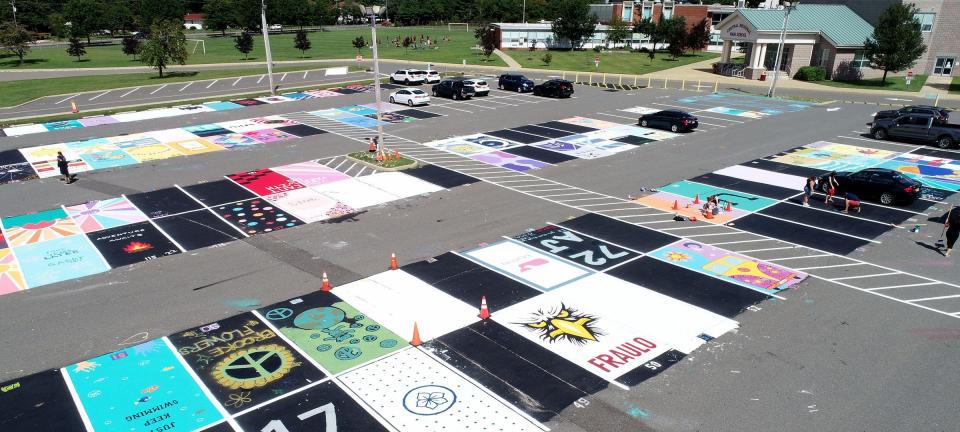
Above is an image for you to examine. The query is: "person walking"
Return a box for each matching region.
[803,176,816,206]
[944,206,959,257]
[56,151,72,183]
[823,172,839,205]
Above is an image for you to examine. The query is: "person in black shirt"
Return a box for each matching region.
[945,206,959,257]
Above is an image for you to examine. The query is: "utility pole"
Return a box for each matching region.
[522,0,526,23]
[367,8,385,155]
[10,0,17,25]
[260,0,276,95]
[767,1,796,98]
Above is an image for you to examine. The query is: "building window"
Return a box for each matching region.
[852,50,869,68]
[642,4,652,19]
[711,13,729,28]
[914,12,935,32]
[662,1,674,19]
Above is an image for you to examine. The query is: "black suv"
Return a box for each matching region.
[432,79,475,100]
[498,74,534,92]
[875,105,950,124]
[532,79,574,98]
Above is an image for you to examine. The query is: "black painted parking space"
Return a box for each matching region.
[276,124,327,137]
[733,214,870,255]
[88,221,182,267]
[0,369,86,432]
[0,150,26,165]
[514,225,640,270]
[615,135,656,146]
[504,146,577,163]
[235,380,388,432]
[760,203,893,239]
[484,129,547,144]
[510,124,573,139]
[691,173,799,200]
[127,187,204,218]
[402,164,479,189]
[536,121,597,134]
[154,209,246,250]
[181,179,258,207]
[435,321,604,422]
[615,349,687,386]
[746,159,826,178]
[558,213,678,252]
[394,108,442,119]
[784,193,918,225]
[911,148,960,160]
[606,257,768,318]
[402,252,541,311]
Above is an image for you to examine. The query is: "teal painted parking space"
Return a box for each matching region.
[661,180,779,212]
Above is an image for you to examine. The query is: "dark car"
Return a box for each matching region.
[432,79,475,100]
[532,79,574,98]
[638,110,699,132]
[498,74,535,92]
[817,168,922,205]
[869,114,960,149]
[875,105,950,124]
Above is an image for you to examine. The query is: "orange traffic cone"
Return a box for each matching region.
[389,252,398,270]
[478,296,490,319]
[368,139,376,153]
[376,151,383,162]
[70,100,79,114]
[672,200,679,210]
[693,194,700,204]
[725,201,732,212]
[387,150,394,161]
[394,149,400,160]
[410,322,422,346]
[321,272,331,292]
[704,210,714,219]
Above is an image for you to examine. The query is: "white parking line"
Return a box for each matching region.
[119,87,140,97]
[864,282,941,291]
[232,77,243,86]
[303,70,309,79]
[88,90,110,101]
[206,79,219,89]
[651,102,747,123]
[280,73,288,82]
[179,82,193,91]
[754,213,882,244]
[55,93,80,104]
[710,239,769,245]
[794,263,868,271]
[766,254,832,262]
[149,85,167,95]
[907,294,960,303]
[257,75,265,84]
[831,272,903,281]
[736,246,797,253]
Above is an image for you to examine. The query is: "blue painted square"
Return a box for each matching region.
[14,235,109,288]
[81,150,139,169]
[203,101,244,111]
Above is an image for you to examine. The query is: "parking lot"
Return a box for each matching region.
[1,77,958,432]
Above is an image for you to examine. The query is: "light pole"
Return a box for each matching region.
[10,0,16,25]
[766,1,797,98]
[260,0,276,95]
[522,0,526,23]
[366,6,385,155]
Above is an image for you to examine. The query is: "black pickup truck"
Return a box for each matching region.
[868,113,960,149]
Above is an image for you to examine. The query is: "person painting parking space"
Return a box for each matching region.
[943,206,959,258]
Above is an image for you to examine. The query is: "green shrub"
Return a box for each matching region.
[794,66,826,81]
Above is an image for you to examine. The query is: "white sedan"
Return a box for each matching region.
[389,88,430,106]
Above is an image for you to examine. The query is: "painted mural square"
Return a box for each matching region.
[154,210,246,250]
[1,208,81,247]
[514,225,640,271]
[203,101,243,111]
[109,134,161,149]
[216,119,271,133]
[704,107,766,119]
[358,172,445,199]
[532,140,611,159]
[13,235,109,288]
[207,133,263,149]
[125,144,184,162]
[310,178,399,209]
[339,348,541,431]
[875,155,960,191]
[0,162,39,184]
[168,313,325,414]
[334,270,479,343]
[275,124,326,137]
[0,248,26,295]
[241,129,297,143]
[79,149,138,169]
[64,138,119,154]
[166,138,225,155]
[461,133,524,151]
[366,112,415,123]
[272,161,350,186]
[64,197,149,233]
[493,272,738,382]
[260,291,406,374]
[215,198,304,235]
[463,241,591,291]
[235,380,389,432]
[337,105,377,116]
[648,240,807,294]
[149,128,201,143]
[64,339,224,432]
[88,222,180,267]
[634,191,747,225]
[280,92,311,100]
[251,116,299,127]
[338,116,383,129]
[558,116,621,129]
[0,149,27,165]
[469,150,549,171]
[424,138,494,156]
[305,89,342,98]
[231,98,267,106]
[660,180,778,212]
[77,116,120,127]
[43,120,83,131]
[127,187,204,218]
[254,95,295,104]
[0,370,87,431]
[265,188,355,223]
[181,180,257,207]
[228,168,306,196]
[20,144,91,178]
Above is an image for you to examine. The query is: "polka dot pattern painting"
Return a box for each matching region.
[216,199,303,235]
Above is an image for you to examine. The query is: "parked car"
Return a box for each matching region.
[638,110,699,132]
[269,24,283,31]
[432,79,475,100]
[817,168,922,205]
[461,78,490,96]
[424,70,441,84]
[389,88,430,106]
[532,79,574,98]
[498,74,534,92]
[869,114,960,149]
[389,69,426,85]
[874,105,949,124]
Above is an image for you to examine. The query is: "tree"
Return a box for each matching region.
[66,37,86,61]
[64,0,106,43]
[294,30,311,57]
[636,18,662,60]
[234,31,254,60]
[103,2,135,35]
[121,35,141,60]
[686,18,710,53]
[139,20,188,77]
[203,0,234,36]
[474,24,497,61]
[0,22,35,66]
[138,0,185,28]
[551,0,598,49]
[541,52,552,66]
[864,3,927,84]
[352,35,366,54]
[606,17,631,49]
[661,16,687,59]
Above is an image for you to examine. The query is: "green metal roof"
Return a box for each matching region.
[738,4,874,47]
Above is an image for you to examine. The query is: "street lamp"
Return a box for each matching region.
[766,1,797,98]
[10,0,17,25]
[365,6,386,155]
[260,0,276,95]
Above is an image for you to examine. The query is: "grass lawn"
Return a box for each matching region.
[0,27,502,69]
[0,65,346,107]
[950,76,960,95]
[811,74,928,92]
[508,50,718,75]
[347,151,416,169]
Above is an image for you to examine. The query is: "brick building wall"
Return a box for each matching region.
[916,0,959,76]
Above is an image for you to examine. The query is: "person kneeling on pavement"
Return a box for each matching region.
[842,192,861,213]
